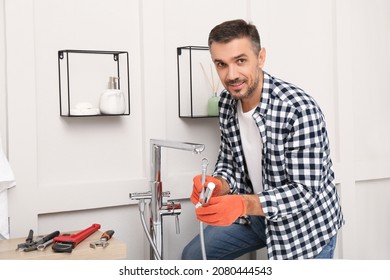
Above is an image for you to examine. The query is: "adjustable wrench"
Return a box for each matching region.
[52,224,101,253]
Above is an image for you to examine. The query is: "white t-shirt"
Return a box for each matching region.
[237,101,263,193]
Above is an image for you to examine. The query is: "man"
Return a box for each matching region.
[182,19,344,260]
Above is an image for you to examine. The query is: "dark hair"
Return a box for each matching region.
[208,19,261,54]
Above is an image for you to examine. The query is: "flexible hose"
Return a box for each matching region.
[199,221,207,259]
[198,186,207,260]
[199,158,209,260]
[198,181,215,260]
[138,199,162,260]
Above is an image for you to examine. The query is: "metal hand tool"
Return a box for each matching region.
[90,230,115,248]
[16,230,60,252]
[37,239,54,251]
[15,229,34,251]
[52,223,101,253]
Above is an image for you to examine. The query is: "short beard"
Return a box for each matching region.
[229,71,260,101]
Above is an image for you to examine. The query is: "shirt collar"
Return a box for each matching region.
[255,71,271,118]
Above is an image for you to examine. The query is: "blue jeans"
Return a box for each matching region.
[182,216,267,260]
[181,216,337,260]
[313,234,337,259]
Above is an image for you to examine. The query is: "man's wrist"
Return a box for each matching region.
[214,176,231,195]
[241,194,264,216]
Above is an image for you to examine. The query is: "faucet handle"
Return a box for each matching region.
[162,191,171,198]
[175,215,180,234]
[129,191,152,200]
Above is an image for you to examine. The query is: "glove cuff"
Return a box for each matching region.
[239,195,248,216]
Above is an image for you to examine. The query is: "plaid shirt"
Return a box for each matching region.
[213,72,344,259]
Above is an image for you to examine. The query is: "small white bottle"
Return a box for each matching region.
[99,76,126,115]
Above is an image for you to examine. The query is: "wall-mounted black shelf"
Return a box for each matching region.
[177,46,222,118]
[58,49,130,117]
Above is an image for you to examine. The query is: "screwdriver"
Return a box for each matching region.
[90,230,115,248]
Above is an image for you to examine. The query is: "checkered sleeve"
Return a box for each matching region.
[213,131,238,193]
[259,104,326,222]
[212,90,241,194]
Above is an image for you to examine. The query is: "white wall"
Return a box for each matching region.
[0,0,7,149]
[1,0,389,260]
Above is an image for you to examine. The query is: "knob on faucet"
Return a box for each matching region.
[160,200,181,234]
[175,215,180,234]
[160,201,181,215]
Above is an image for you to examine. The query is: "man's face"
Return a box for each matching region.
[210,37,265,102]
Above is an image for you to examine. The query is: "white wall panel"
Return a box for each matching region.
[355,179,390,259]
[0,0,6,146]
[33,0,145,186]
[334,0,358,259]
[5,0,146,251]
[6,0,39,235]
[351,0,390,162]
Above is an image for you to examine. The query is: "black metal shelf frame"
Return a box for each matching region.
[58,49,130,117]
[177,46,218,119]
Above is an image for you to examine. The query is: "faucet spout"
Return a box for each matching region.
[149,139,205,259]
[151,139,205,152]
[150,139,205,181]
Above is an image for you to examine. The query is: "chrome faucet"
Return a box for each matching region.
[130,139,205,260]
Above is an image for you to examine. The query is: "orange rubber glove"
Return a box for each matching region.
[195,195,246,226]
[190,175,222,205]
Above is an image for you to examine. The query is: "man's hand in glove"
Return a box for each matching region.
[195,195,247,226]
[190,175,222,205]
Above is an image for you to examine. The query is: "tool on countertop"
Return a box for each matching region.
[16,229,33,251]
[90,230,115,248]
[16,230,60,252]
[52,223,101,253]
[37,238,55,251]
